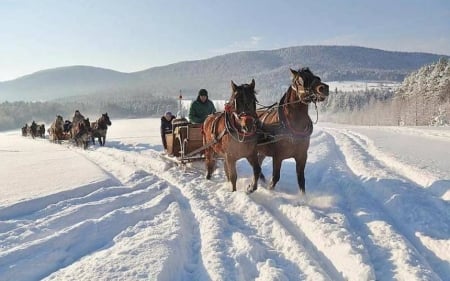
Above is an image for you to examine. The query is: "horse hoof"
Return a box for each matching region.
[259,174,266,183]
[246,185,257,194]
[206,174,211,180]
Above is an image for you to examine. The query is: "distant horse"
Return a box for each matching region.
[21,124,28,137]
[73,117,91,149]
[30,121,38,139]
[48,115,65,142]
[203,79,261,192]
[36,124,45,138]
[91,113,112,146]
[257,68,329,194]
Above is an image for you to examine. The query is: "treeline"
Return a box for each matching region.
[320,58,450,126]
[2,58,448,131]
[0,95,177,131]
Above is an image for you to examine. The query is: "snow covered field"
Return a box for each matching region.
[0,118,449,281]
[326,81,400,92]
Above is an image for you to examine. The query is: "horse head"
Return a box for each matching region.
[230,79,258,133]
[101,113,112,126]
[84,118,91,131]
[230,79,258,116]
[54,115,64,129]
[290,67,329,104]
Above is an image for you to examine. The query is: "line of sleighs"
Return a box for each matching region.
[21,121,46,139]
[21,112,112,149]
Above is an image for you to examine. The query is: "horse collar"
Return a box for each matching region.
[224,111,257,141]
[277,93,313,139]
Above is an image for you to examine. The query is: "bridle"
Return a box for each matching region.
[225,88,258,140]
[290,73,323,105]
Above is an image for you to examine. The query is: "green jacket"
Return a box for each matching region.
[189,98,216,124]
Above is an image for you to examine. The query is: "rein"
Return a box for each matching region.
[278,92,313,138]
[224,111,257,142]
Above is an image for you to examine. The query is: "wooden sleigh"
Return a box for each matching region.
[164,118,205,164]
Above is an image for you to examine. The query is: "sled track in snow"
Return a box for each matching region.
[319,127,449,280]
[78,144,339,280]
[76,133,449,281]
[6,130,446,281]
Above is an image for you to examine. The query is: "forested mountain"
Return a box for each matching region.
[322,58,450,126]
[394,58,450,125]
[1,45,446,103]
[1,46,448,131]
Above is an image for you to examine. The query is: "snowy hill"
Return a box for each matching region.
[0,45,445,102]
[0,118,449,281]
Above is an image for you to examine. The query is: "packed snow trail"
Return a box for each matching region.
[1,119,449,281]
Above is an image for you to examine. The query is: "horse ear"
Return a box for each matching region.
[250,79,255,89]
[290,68,298,76]
[231,80,237,92]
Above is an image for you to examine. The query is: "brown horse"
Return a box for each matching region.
[73,117,91,149]
[91,113,112,146]
[48,115,65,142]
[21,124,28,137]
[203,79,261,192]
[257,67,329,194]
[34,124,45,138]
[30,121,38,139]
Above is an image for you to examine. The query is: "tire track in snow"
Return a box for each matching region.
[342,129,440,188]
[85,144,334,281]
[0,178,120,221]
[165,172,332,281]
[316,128,445,280]
[250,190,375,281]
[330,128,450,279]
[0,189,176,281]
[0,145,205,281]
[0,176,167,251]
[74,146,210,281]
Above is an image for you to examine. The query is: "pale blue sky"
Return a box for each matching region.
[0,0,449,81]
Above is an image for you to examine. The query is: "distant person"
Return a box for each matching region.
[160,111,176,152]
[63,120,72,133]
[188,89,216,124]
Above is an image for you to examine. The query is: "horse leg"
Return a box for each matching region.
[205,148,216,180]
[295,157,307,195]
[226,156,238,192]
[91,136,95,145]
[223,160,230,181]
[101,136,105,146]
[269,157,282,190]
[246,153,261,193]
[257,153,266,183]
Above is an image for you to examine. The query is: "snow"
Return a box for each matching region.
[326,81,400,92]
[0,118,449,281]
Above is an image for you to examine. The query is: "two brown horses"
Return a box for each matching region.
[257,68,329,194]
[203,80,261,192]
